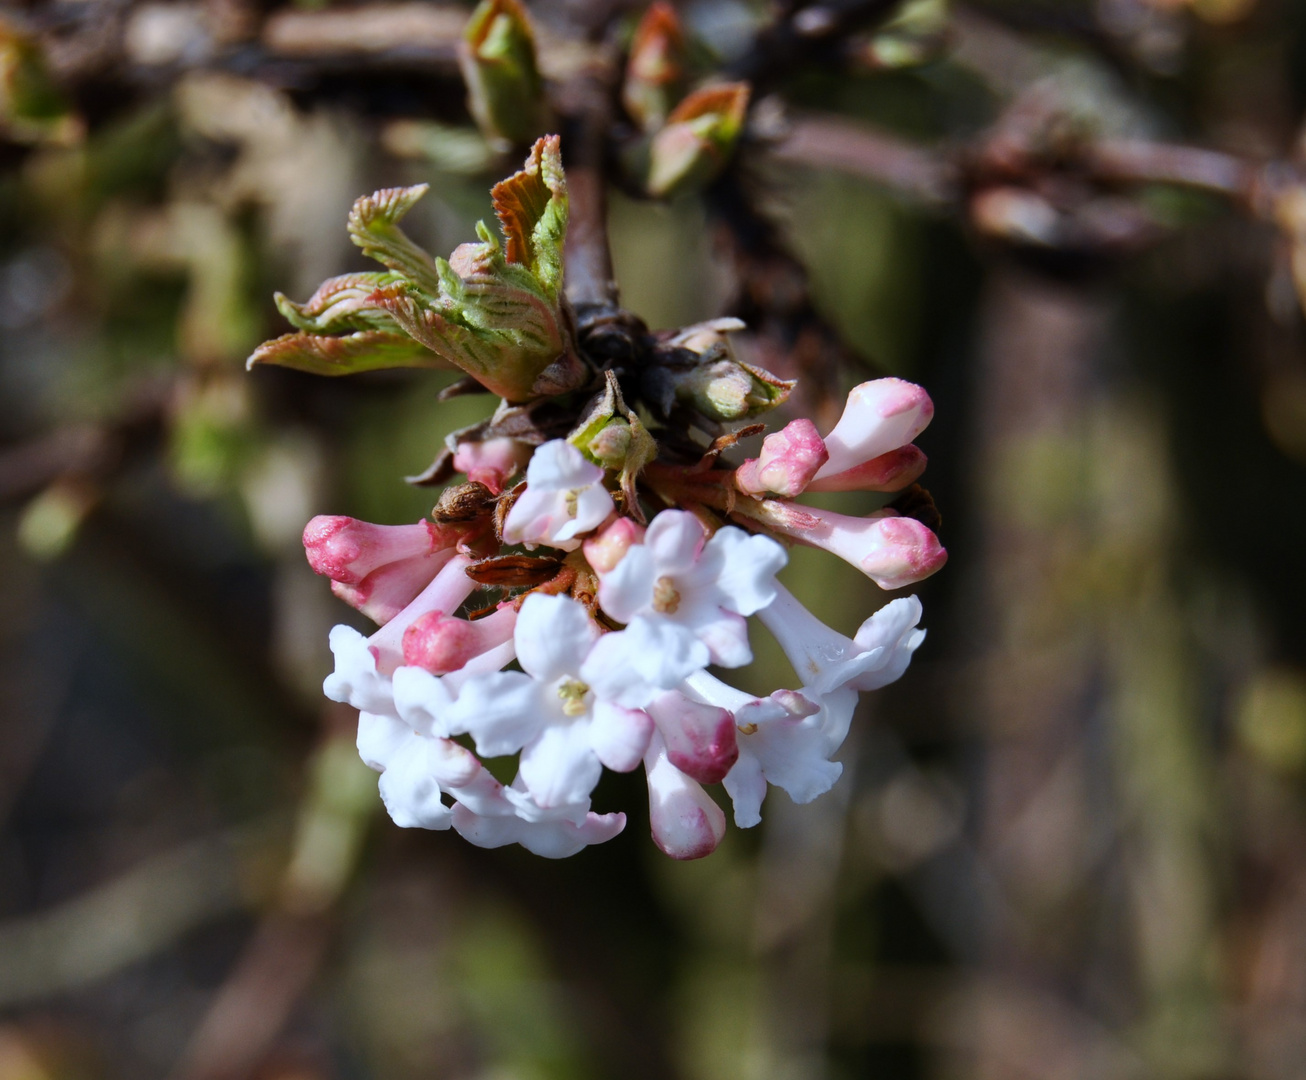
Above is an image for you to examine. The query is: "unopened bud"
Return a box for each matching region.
[366,554,479,674]
[645,734,727,860]
[805,444,927,493]
[648,691,739,784]
[623,1,686,132]
[453,437,532,493]
[402,604,519,675]
[735,418,829,497]
[676,358,795,422]
[588,420,632,469]
[815,379,934,479]
[583,516,646,574]
[760,504,946,590]
[459,0,547,149]
[332,548,457,625]
[304,516,442,585]
[646,82,750,199]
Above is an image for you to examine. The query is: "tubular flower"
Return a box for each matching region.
[263,138,949,859]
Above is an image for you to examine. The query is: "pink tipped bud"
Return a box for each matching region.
[735,418,829,498]
[805,445,928,493]
[366,554,479,675]
[331,546,457,625]
[763,505,946,590]
[815,379,934,480]
[401,605,519,675]
[647,691,739,785]
[303,516,441,584]
[645,734,727,860]
[453,438,532,494]
[582,516,646,574]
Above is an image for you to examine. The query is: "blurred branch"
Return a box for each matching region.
[768,114,956,204]
[0,821,281,1007]
[170,713,375,1080]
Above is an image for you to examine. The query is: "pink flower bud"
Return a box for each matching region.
[401,604,519,675]
[453,438,532,494]
[647,691,738,785]
[805,444,928,494]
[582,516,646,574]
[366,554,479,674]
[331,548,458,625]
[303,516,443,584]
[815,379,934,480]
[644,734,727,860]
[735,418,829,497]
[765,505,947,590]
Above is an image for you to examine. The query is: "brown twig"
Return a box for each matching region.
[768,115,955,205]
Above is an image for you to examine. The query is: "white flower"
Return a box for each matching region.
[685,670,856,828]
[501,440,614,551]
[593,510,786,692]
[357,710,624,856]
[452,779,627,859]
[758,583,926,696]
[440,593,655,808]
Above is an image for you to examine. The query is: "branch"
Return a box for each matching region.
[768,115,955,204]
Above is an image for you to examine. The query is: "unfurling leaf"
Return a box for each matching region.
[250,136,583,401]
[247,330,453,376]
[623,2,687,132]
[646,82,750,199]
[460,0,548,150]
[274,272,409,335]
[346,186,443,296]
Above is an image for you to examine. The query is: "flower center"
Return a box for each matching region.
[564,489,581,518]
[652,575,681,614]
[557,677,590,717]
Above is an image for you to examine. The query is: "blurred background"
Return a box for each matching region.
[4,0,1306,1078]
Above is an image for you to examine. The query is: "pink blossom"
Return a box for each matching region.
[401,604,519,674]
[644,732,727,859]
[582,516,645,573]
[646,690,738,784]
[814,379,934,480]
[734,418,829,497]
[365,553,479,674]
[453,437,532,493]
[765,506,946,590]
[805,444,927,494]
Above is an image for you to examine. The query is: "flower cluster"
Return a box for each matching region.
[260,136,947,858]
[305,373,942,859]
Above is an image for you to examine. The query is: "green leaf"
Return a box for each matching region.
[246,330,453,377]
[251,136,579,401]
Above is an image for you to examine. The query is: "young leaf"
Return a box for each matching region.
[460,0,548,149]
[646,82,750,199]
[246,330,453,377]
[346,186,443,297]
[623,2,687,132]
[274,272,408,335]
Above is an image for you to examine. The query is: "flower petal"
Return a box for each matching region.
[514,593,597,683]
